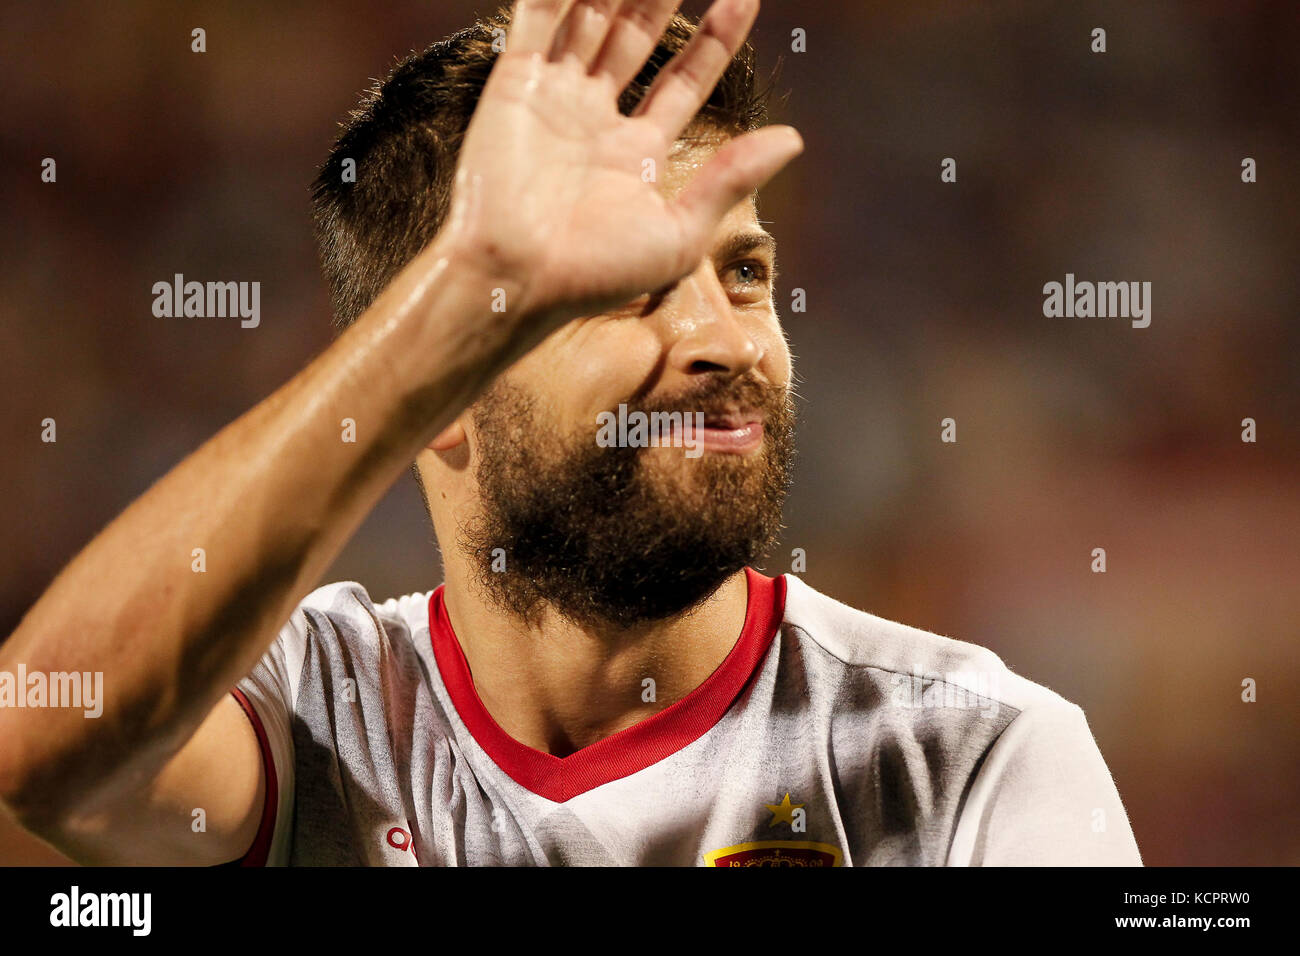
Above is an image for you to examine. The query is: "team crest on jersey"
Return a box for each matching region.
[703,841,842,867]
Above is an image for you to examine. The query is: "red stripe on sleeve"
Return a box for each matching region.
[228,686,279,867]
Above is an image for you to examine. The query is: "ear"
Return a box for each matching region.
[429,420,467,451]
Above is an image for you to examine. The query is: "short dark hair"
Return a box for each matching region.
[311,5,776,330]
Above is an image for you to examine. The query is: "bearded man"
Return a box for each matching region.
[0,0,1141,867]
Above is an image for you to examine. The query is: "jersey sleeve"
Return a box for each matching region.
[225,607,310,867]
[946,700,1142,866]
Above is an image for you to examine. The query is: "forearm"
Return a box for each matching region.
[0,236,521,822]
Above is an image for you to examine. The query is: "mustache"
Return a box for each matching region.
[627,375,791,421]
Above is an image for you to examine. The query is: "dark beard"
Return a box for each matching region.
[461,374,796,630]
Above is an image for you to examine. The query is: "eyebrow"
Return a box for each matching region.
[712,231,778,267]
[641,230,780,307]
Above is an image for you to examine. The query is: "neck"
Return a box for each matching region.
[440,565,751,756]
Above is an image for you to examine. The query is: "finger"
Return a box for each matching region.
[671,125,803,247]
[589,0,682,94]
[632,0,758,137]
[508,0,567,57]
[549,0,621,68]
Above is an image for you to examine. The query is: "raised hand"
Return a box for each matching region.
[440,0,803,329]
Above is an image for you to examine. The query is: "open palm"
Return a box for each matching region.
[442,0,803,327]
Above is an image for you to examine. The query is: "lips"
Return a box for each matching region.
[687,413,764,454]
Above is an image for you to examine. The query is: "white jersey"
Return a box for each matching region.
[230,568,1141,866]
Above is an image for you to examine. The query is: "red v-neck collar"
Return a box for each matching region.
[428,566,786,803]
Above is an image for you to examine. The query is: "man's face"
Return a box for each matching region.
[456,131,796,629]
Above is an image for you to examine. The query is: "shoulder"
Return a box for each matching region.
[775,575,1137,864]
[779,573,1081,719]
[288,581,435,651]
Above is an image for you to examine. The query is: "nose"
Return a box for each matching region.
[662,265,763,378]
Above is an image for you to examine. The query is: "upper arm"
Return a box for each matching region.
[10,606,306,866]
[35,691,269,866]
[147,692,270,865]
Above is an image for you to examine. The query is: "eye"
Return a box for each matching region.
[723,260,771,293]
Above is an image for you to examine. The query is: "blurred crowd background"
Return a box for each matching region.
[1,0,1296,865]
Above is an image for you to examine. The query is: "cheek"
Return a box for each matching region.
[564,323,664,412]
[757,316,793,388]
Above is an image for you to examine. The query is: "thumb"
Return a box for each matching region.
[671,125,804,243]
